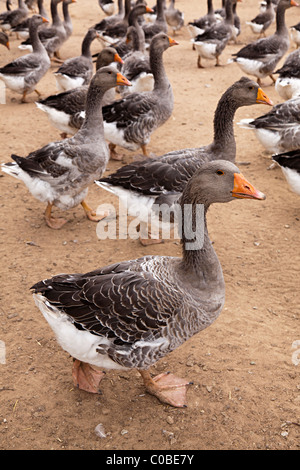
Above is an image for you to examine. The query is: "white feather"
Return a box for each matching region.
[35,102,77,135]
[280,166,300,195]
[55,73,85,93]
[275,77,300,100]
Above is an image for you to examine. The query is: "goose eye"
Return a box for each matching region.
[216,170,224,175]
[249,86,254,90]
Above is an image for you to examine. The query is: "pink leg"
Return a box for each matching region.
[72,360,105,394]
[139,370,192,407]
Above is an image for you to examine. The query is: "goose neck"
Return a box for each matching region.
[275,2,288,35]
[51,0,62,26]
[211,90,238,159]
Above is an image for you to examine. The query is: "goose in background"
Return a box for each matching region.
[246,0,275,37]
[11,0,49,39]
[290,20,300,48]
[165,0,184,35]
[143,0,168,46]
[272,150,300,194]
[99,0,115,16]
[0,0,28,32]
[188,0,219,41]
[0,15,50,102]
[119,25,154,97]
[101,32,178,160]
[238,96,300,155]
[54,28,99,92]
[231,0,299,85]
[193,0,237,68]
[36,47,124,137]
[32,160,266,407]
[19,0,70,62]
[97,0,131,45]
[1,67,131,229]
[275,48,300,99]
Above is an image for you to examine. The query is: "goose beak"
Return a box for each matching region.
[291,0,299,6]
[256,87,273,106]
[114,53,123,64]
[116,72,131,87]
[146,6,154,13]
[168,37,179,47]
[6,41,10,50]
[232,173,266,200]
[42,17,49,23]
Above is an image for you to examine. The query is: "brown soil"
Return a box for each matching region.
[0,0,299,451]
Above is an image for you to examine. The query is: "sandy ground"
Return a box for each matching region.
[0,0,299,451]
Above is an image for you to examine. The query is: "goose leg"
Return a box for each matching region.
[44,202,67,229]
[269,74,276,84]
[72,360,105,394]
[81,200,109,222]
[21,91,28,103]
[34,89,42,98]
[139,221,163,245]
[141,144,149,157]
[197,55,204,68]
[109,142,123,161]
[139,370,192,408]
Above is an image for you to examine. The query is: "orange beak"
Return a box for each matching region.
[116,72,131,87]
[291,0,299,6]
[114,53,123,64]
[256,87,273,106]
[146,6,154,13]
[168,37,179,47]
[232,173,266,200]
[42,17,49,23]
[6,41,10,50]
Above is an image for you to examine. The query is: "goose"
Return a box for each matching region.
[97,77,272,244]
[192,0,238,68]
[246,0,275,37]
[19,0,68,62]
[0,15,50,103]
[36,47,124,137]
[142,0,168,45]
[99,0,115,16]
[54,28,99,92]
[1,67,131,229]
[97,0,131,45]
[275,48,300,99]
[188,0,219,41]
[31,160,266,408]
[290,21,300,48]
[101,3,154,61]
[11,0,49,39]
[231,0,299,86]
[119,25,154,97]
[165,0,184,35]
[101,32,178,160]
[272,149,300,194]
[94,0,124,32]
[238,96,300,154]
[0,31,9,49]
[0,0,28,32]
[0,0,12,23]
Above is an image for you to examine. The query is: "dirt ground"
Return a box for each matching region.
[0,0,299,451]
